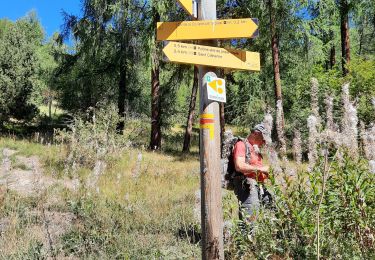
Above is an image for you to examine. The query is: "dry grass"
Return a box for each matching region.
[0,135,203,258]
[0,123,306,258]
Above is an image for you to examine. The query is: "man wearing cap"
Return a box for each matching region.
[232,123,272,225]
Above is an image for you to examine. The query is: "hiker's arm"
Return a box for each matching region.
[234,156,269,175]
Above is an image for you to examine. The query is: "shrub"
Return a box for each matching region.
[55,105,129,173]
[228,149,375,259]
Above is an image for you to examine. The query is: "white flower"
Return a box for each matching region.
[325,95,334,131]
[292,129,302,164]
[263,113,273,145]
[311,78,320,124]
[369,160,375,174]
[308,115,319,171]
[341,83,358,158]
[276,100,287,158]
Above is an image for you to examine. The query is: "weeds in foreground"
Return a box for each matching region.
[1,81,374,259]
[227,150,375,259]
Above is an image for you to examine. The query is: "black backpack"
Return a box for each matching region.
[221,131,251,190]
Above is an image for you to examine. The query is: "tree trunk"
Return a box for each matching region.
[182,66,199,153]
[150,6,161,150]
[117,60,126,132]
[48,98,52,119]
[270,1,282,103]
[269,0,286,156]
[329,29,336,69]
[340,0,350,76]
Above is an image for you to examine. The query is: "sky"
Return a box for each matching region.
[0,0,82,38]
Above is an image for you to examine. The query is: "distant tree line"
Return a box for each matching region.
[0,0,374,151]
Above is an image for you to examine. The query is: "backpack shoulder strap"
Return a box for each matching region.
[237,138,251,164]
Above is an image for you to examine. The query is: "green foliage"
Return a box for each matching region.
[55,105,127,170]
[0,14,44,124]
[349,58,375,124]
[228,150,375,259]
[55,0,150,115]
[61,185,200,258]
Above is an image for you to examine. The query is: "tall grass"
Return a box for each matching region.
[1,105,204,258]
[1,82,374,259]
[226,81,375,259]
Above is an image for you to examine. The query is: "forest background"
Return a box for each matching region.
[0,0,375,259]
[0,0,374,145]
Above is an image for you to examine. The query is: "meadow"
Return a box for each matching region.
[0,83,374,259]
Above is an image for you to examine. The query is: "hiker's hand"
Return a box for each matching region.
[258,165,269,174]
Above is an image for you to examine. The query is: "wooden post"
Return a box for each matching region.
[198,1,224,259]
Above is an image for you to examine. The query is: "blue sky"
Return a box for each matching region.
[0,0,82,38]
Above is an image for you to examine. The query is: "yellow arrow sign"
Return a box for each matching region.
[157,18,259,41]
[163,41,260,71]
[177,0,193,16]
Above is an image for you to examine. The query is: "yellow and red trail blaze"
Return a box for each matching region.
[200,114,215,140]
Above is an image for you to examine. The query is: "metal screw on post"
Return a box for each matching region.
[198,1,224,259]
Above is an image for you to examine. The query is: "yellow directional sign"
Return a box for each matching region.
[177,0,193,16]
[157,18,259,41]
[163,41,260,71]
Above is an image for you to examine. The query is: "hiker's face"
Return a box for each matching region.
[248,131,265,146]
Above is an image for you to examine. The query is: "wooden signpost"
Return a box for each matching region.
[157,18,258,41]
[157,1,260,259]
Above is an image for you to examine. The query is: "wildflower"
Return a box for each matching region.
[307,115,319,172]
[269,149,282,175]
[311,78,321,125]
[336,149,344,167]
[263,113,273,146]
[194,189,201,223]
[286,166,297,178]
[341,83,358,158]
[369,160,375,174]
[276,100,287,159]
[132,152,143,178]
[320,129,342,147]
[292,129,302,164]
[362,123,375,160]
[325,94,334,131]
[87,160,106,189]
[262,113,282,175]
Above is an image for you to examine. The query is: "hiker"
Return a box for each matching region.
[232,123,273,224]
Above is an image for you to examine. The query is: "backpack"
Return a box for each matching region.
[221,131,251,190]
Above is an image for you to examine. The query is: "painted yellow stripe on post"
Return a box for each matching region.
[200,114,215,140]
[200,124,214,140]
[200,113,215,119]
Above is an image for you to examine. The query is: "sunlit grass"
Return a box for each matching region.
[0,134,203,258]
[0,123,307,258]
[38,101,64,118]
